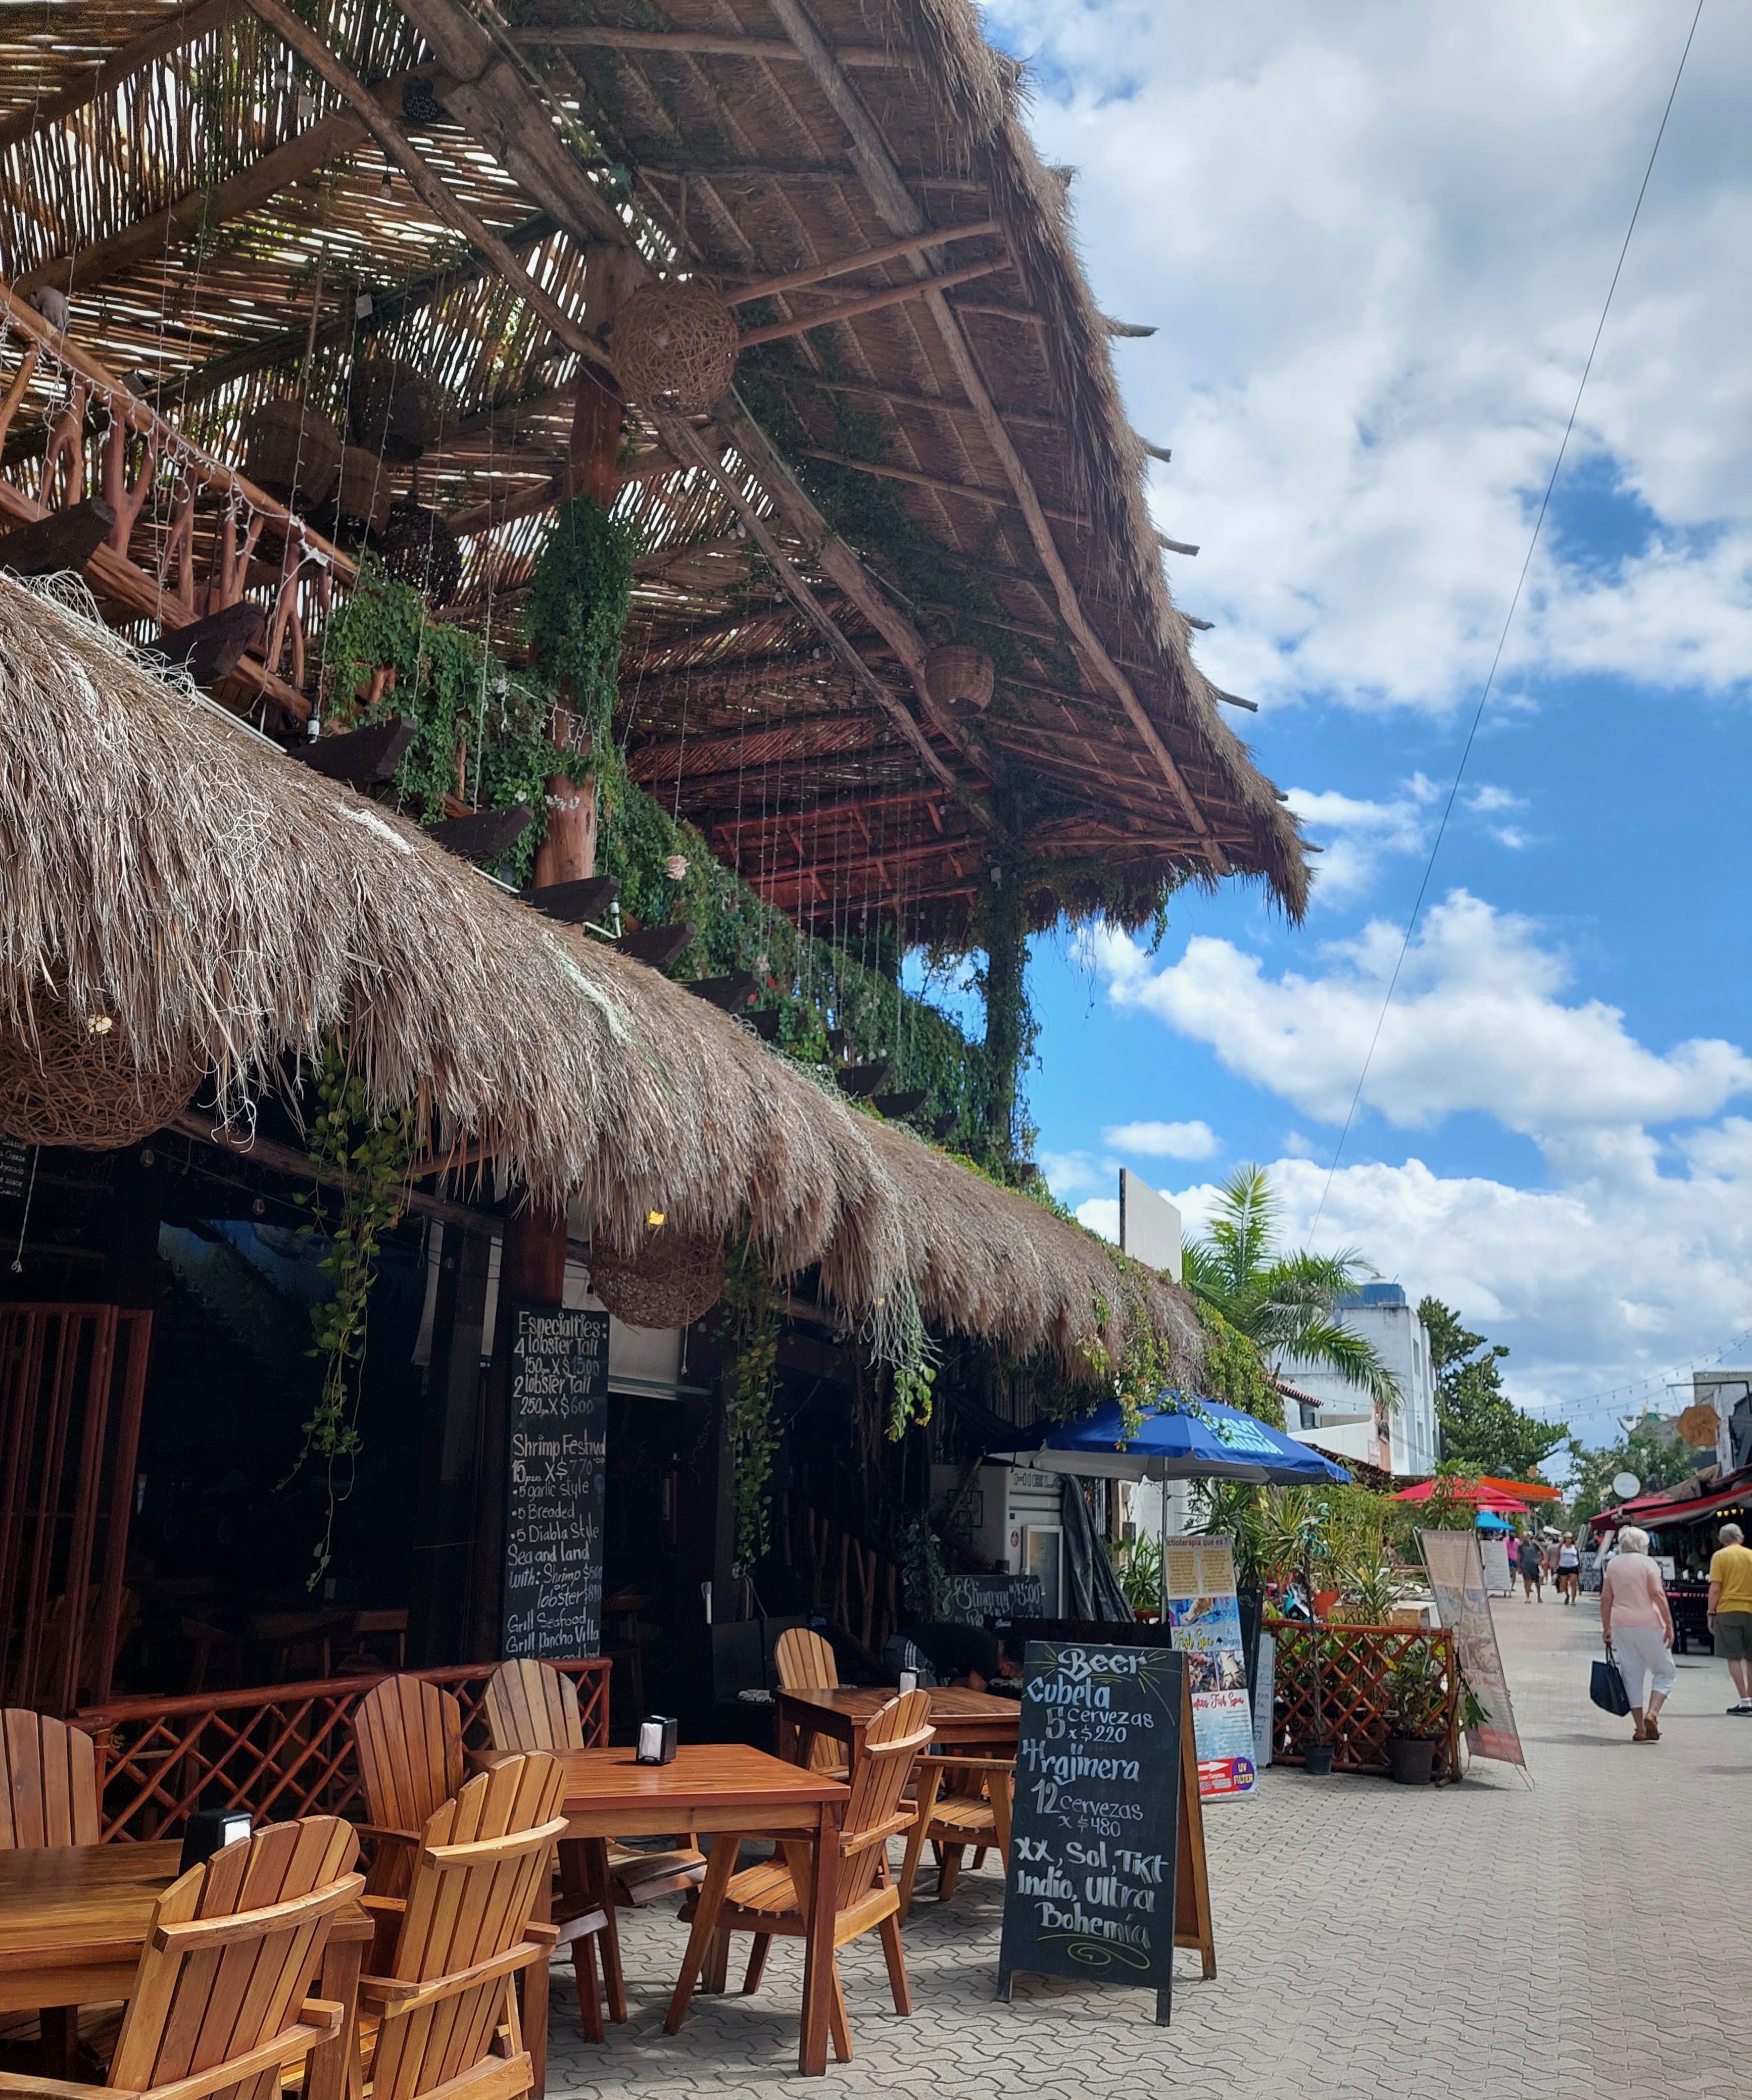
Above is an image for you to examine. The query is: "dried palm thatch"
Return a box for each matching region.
[0,571,1202,1385]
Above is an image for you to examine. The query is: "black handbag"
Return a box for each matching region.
[1590,1649,1631,1717]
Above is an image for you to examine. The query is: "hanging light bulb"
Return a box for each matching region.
[296,85,314,124]
[379,158,394,201]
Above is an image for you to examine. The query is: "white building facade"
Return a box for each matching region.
[1276,1283,1439,1479]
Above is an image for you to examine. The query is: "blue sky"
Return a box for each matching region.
[965,0,1752,1450]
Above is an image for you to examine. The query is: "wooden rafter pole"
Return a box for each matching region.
[243,0,607,371]
[508,27,902,66]
[736,259,1002,344]
[0,0,238,153]
[722,221,999,306]
[764,0,1228,875]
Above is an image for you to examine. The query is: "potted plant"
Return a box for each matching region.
[1112,1531,1163,1621]
[1384,1637,1448,1783]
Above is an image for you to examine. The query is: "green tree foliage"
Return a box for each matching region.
[1184,1167,1399,1408]
[1417,1297,1566,1479]
[1564,1415,1699,1527]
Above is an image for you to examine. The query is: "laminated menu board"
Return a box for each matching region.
[500,1306,608,1661]
[998,1641,1213,2025]
[1162,1535,1257,1798]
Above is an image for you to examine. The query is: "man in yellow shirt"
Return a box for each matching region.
[1707,1521,1752,1713]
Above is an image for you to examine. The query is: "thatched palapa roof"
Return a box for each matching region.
[0,571,1199,1379]
[0,0,1309,942]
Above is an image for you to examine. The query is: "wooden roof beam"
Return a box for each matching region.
[783,370,1062,435]
[509,27,904,66]
[723,221,999,306]
[737,258,1003,345]
[391,0,633,255]
[245,0,606,370]
[0,0,237,154]
[765,0,1229,875]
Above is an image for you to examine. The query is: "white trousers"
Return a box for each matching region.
[1614,1623,1676,1706]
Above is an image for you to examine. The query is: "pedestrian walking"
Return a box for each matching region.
[1599,1524,1676,1742]
[1556,1532,1580,1605]
[1518,1530,1544,1601]
[1706,1520,1752,1715]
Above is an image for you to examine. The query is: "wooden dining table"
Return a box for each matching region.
[538,1742,848,2077]
[0,1841,371,2100]
[775,1683,1020,1769]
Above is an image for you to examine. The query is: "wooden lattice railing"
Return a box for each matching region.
[1266,1620,1462,1782]
[75,1658,611,1840]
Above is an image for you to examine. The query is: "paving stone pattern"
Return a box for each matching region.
[545,1595,1750,2099]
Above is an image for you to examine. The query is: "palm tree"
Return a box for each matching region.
[1182,1165,1400,1409]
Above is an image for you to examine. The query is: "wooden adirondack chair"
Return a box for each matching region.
[477,1662,625,2039]
[664,1689,933,2064]
[771,1627,848,1780]
[356,1754,566,2100]
[0,1817,363,2100]
[896,1753,1014,1916]
[352,1675,463,1901]
[484,1659,705,1909]
[1,1710,100,1848]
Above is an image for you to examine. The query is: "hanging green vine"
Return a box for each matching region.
[320,562,565,885]
[719,1230,782,1572]
[1194,1301,1287,1429]
[863,1283,939,1440]
[525,494,637,749]
[283,1036,415,1589]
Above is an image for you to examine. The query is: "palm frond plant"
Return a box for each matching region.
[1182,1167,1401,1411]
[1109,1531,1163,1616]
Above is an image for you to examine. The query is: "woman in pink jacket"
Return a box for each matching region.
[1599,1524,1676,1742]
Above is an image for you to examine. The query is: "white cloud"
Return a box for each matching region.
[988,0,1752,714]
[1168,1148,1752,1432]
[1101,1118,1221,1160]
[1078,1197,1121,1242]
[1091,891,1752,1154]
[1038,1147,1107,1196]
[1466,785,1526,815]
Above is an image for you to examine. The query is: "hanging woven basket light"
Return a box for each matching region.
[241,399,343,508]
[923,643,996,716]
[332,446,395,542]
[589,1227,726,1330]
[0,999,202,1150]
[350,358,448,462]
[610,282,739,415]
[376,499,462,608]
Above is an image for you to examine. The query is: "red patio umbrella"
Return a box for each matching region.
[1391,1478,1531,1515]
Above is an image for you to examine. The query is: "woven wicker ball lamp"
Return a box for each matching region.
[923,643,996,717]
[589,1225,725,1330]
[0,1001,201,1150]
[241,399,343,508]
[610,282,739,415]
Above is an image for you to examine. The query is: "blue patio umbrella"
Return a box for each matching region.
[992,1394,1352,1487]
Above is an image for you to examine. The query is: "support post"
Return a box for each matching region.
[981,865,1028,1160]
[409,1222,494,1666]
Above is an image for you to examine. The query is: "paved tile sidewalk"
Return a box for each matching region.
[546,1594,1750,2099]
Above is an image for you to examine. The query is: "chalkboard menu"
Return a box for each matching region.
[939,1571,1044,1624]
[0,1137,29,1204]
[999,1641,1190,2025]
[501,1306,608,1662]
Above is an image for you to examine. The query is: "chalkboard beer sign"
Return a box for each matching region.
[998,1641,1213,2025]
[500,1305,608,1662]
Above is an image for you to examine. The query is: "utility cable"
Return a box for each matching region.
[1309,0,1706,1236]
